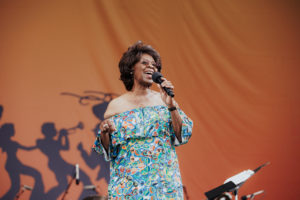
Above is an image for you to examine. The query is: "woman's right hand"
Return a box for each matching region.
[99,119,116,151]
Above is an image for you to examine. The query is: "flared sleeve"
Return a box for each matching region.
[92,130,113,161]
[172,108,193,146]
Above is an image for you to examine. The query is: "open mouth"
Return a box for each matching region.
[143,69,154,80]
[144,71,153,80]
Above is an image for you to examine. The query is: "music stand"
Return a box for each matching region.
[223,162,270,200]
[205,181,236,200]
[204,162,269,200]
[61,164,79,200]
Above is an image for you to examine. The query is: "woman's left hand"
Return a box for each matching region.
[158,77,176,107]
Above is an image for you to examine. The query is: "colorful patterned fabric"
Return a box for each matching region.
[93,105,193,199]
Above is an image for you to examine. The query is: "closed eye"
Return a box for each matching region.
[141,61,157,67]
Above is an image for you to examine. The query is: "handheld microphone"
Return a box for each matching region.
[241,190,264,200]
[152,72,174,97]
[23,185,33,191]
[75,164,80,185]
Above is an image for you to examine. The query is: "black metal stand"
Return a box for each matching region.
[204,181,236,200]
[61,175,76,200]
[15,187,25,200]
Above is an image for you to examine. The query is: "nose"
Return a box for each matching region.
[149,64,154,68]
[147,62,156,69]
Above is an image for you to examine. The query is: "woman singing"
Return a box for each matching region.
[93,41,193,199]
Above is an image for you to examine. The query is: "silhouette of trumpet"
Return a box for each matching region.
[60,122,84,135]
[68,122,84,131]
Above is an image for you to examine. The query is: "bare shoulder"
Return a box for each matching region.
[104,94,129,119]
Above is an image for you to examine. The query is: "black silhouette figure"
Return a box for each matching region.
[77,102,110,183]
[0,123,45,200]
[36,122,92,199]
[62,91,117,184]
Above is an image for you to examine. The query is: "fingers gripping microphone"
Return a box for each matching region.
[75,164,80,185]
[152,72,174,97]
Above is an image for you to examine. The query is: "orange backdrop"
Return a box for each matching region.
[1,0,300,199]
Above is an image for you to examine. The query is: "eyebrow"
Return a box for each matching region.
[141,59,156,63]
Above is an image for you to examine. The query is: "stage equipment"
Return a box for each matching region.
[224,162,269,200]
[83,184,107,200]
[84,185,100,195]
[14,185,33,200]
[84,185,97,191]
[61,164,80,200]
[204,162,269,200]
[241,190,264,200]
[183,185,190,200]
[75,164,80,185]
[215,192,232,200]
[83,195,108,200]
[205,181,236,200]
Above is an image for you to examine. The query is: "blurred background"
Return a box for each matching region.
[0,0,299,199]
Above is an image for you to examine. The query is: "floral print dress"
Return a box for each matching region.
[93,105,193,200]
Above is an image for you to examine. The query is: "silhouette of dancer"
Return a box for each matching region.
[0,123,45,200]
[36,122,92,199]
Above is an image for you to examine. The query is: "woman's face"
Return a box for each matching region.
[133,54,158,88]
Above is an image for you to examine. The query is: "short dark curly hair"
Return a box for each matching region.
[119,41,162,91]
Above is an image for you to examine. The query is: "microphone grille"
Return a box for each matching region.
[152,72,162,83]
